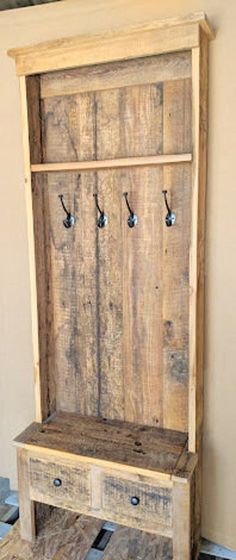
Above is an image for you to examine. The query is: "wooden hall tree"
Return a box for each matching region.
[8,12,214,560]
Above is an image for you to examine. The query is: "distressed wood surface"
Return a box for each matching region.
[172,478,191,559]
[190,29,209,560]
[14,411,189,476]
[102,475,172,533]
[32,173,56,417]
[7,13,214,76]
[19,77,43,422]
[17,449,35,542]
[162,77,192,432]
[102,526,173,560]
[31,153,192,172]
[0,510,104,560]
[30,54,193,432]
[41,51,191,98]
[0,510,173,560]
[29,456,91,510]
[12,28,212,555]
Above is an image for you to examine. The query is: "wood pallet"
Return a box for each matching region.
[0,507,172,559]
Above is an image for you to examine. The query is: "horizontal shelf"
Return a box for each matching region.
[31,153,192,173]
[14,411,197,480]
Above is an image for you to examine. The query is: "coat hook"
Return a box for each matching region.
[93,194,108,228]
[123,192,138,228]
[58,194,76,228]
[162,190,176,227]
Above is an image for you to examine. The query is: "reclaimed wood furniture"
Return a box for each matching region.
[8,12,214,559]
[0,509,173,560]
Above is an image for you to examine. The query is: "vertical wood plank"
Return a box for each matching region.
[189,33,208,453]
[163,78,192,154]
[17,449,35,542]
[26,75,43,164]
[161,164,192,432]
[75,171,99,415]
[119,83,163,157]
[123,167,163,426]
[172,478,191,559]
[41,91,95,162]
[95,89,124,419]
[189,30,209,559]
[38,89,99,415]
[19,76,42,422]
[162,78,192,432]
[48,172,78,412]
[32,173,56,416]
[120,84,164,426]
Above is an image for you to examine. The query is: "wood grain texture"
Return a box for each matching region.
[0,511,173,560]
[26,75,42,164]
[41,80,165,162]
[41,91,95,163]
[41,52,191,98]
[190,30,209,560]
[102,526,173,559]
[13,30,212,553]
[29,456,91,511]
[172,478,191,559]
[19,77,42,422]
[7,13,215,76]
[0,510,104,560]
[102,474,172,534]
[189,34,208,453]
[44,171,96,414]
[32,173,56,418]
[17,449,35,542]
[32,59,193,429]
[162,77,192,432]
[122,167,163,426]
[31,153,192,172]
[14,412,189,477]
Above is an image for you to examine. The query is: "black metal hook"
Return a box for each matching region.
[58,194,76,228]
[93,194,108,228]
[123,192,138,228]
[162,190,176,227]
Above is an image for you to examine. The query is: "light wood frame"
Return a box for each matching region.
[9,11,214,454]
[8,13,214,558]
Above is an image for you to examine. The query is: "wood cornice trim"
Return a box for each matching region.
[8,12,215,76]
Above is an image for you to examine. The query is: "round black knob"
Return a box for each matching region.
[130,496,140,506]
[53,478,62,487]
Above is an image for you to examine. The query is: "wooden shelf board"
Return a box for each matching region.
[13,412,197,480]
[31,153,192,173]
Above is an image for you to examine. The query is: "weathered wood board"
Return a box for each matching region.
[14,412,189,476]
[29,53,193,431]
[8,13,213,556]
[0,509,173,560]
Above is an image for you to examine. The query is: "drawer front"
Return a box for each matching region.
[29,457,91,511]
[102,475,172,532]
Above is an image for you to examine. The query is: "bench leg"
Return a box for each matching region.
[17,449,36,542]
[173,479,191,560]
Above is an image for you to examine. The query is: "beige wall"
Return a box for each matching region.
[0,0,235,550]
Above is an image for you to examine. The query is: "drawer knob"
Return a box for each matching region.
[130,496,140,506]
[53,478,62,487]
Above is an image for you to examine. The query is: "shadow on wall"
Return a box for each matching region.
[0,0,61,11]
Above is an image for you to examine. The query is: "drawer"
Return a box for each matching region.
[102,475,172,533]
[29,456,91,511]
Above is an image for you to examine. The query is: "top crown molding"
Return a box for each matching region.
[8,11,215,76]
